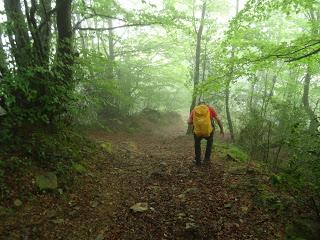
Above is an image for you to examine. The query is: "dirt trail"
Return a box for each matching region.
[1,131,282,240]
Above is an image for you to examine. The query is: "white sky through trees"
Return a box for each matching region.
[0,0,246,24]
[0,0,246,64]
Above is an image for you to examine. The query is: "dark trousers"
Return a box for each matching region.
[194,131,214,162]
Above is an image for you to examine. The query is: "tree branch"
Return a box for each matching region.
[37,7,56,32]
[76,22,162,31]
[73,14,126,32]
[286,47,320,62]
[313,98,320,114]
[243,40,320,64]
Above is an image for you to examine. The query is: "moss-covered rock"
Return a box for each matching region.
[226,145,248,162]
[101,142,112,153]
[35,172,58,190]
[72,163,87,173]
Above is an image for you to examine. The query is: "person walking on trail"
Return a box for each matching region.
[188,102,224,165]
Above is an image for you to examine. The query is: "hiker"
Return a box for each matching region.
[188,102,224,165]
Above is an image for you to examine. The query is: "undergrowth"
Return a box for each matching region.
[0,126,98,204]
[216,141,320,240]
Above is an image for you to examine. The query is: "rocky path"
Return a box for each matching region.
[0,132,283,239]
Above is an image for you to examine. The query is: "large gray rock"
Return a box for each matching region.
[35,172,58,191]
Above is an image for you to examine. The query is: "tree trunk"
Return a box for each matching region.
[39,0,53,68]
[225,78,234,140]
[302,69,319,132]
[262,75,277,117]
[248,76,257,113]
[0,29,8,78]
[76,14,87,53]
[201,39,208,83]
[4,0,32,70]
[304,10,320,132]
[224,0,239,141]
[55,0,74,83]
[107,19,115,80]
[187,0,207,135]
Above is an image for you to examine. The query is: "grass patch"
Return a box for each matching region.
[214,141,248,162]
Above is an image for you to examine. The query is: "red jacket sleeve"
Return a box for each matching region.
[208,106,217,120]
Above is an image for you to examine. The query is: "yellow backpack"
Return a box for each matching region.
[193,104,213,137]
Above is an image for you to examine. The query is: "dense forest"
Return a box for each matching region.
[0,0,319,239]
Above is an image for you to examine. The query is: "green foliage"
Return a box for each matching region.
[285,219,320,240]
[226,145,249,162]
[23,131,77,166]
[257,191,283,211]
[35,172,58,191]
[270,174,282,185]
[0,126,97,200]
[101,142,113,154]
[72,163,87,174]
[214,141,248,162]
[0,67,78,143]
[0,127,95,170]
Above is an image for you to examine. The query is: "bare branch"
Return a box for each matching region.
[73,14,125,30]
[76,22,162,31]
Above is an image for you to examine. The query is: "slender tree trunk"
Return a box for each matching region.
[107,19,115,80]
[225,78,234,140]
[303,11,320,132]
[4,0,32,70]
[23,0,44,65]
[93,17,101,52]
[39,0,53,68]
[187,0,207,135]
[75,14,87,53]
[262,75,277,117]
[302,69,319,132]
[0,30,8,78]
[201,40,208,83]
[248,76,257,113]
[224,0,239,141]
[108,20,115,62]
